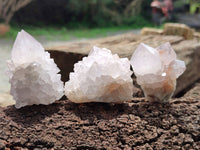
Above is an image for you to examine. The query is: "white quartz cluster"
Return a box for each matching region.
[65,46,133,103]
[130,42,186,103]
[7,30,64,109]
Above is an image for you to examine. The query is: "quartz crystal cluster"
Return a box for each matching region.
[7,30,64,109]
[65,46,133,103]
[130,42,186,103]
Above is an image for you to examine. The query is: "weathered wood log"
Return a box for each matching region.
[0,92,14,107]
[1,25,199,149]
[163,23,194,40]
[140,27,163,36]
[0,83,199,149]
[47,33,200,96]
[194,32,200,39]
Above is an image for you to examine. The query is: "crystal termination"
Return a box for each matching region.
[130,42,186,103]
[65,46,133,103]
[7,30,64,109]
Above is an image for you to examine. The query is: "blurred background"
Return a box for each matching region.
[0,0,200,106]
[0,0,200,39]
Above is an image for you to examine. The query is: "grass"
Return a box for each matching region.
[2,15,154,40]
[173,0,187,8]
[4,26,136,40]
[4,23,153,41]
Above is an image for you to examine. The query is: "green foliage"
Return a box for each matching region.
[173,0,188,7]
[122,15,152,28]
[12,0,152,28]
[6,26,70,40]
[5,17,152,40]
[3,0,154,40]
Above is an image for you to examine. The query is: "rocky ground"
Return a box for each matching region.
[0,82,199,149]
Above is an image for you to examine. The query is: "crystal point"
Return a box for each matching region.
[130,42,186,103]
[131,43,162,76]
[156,42,176,65]
[7,30,64,109]
[11,30,44,66]
[65,46,133,103]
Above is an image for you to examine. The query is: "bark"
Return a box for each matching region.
[0,83,199,149]
[0,0,33,24]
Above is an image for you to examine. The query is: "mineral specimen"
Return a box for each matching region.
[130,42,186,103]
[7,30,64,109]
[65,46,133,103]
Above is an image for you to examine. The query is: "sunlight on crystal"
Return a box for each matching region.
[65,46,134,103]
[130,42,186,103]
[7,30,64,109]
[162,72,166,77]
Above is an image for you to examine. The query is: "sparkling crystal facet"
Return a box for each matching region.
[7,30,64,109]
[65,46,133,103]
[130,43,186,103]
[131,43,162,76]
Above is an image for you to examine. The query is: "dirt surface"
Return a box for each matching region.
[0,83,199,149]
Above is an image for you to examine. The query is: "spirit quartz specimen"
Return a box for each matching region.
[65,46,133,103]
[130,42,186,103]
[7,30,63,109]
